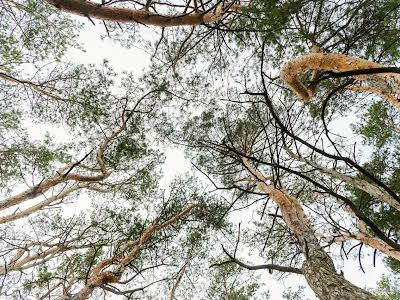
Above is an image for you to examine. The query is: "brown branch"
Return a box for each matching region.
[0,72,78,103]
[0,113,129,220]
[241,157,375,300]
[219,245,303,274]
[44,0,240,27]
[75,203,201,300]
[168,252,192,300]
[285,147,400,212]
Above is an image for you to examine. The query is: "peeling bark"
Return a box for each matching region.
[280,53,400,109]
[44,0,240,27]
[242,157,376,300]
[75,203,201,300]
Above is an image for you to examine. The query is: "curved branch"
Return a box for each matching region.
[241,157,376,300]
[0,184,86,224]
[280,53,400,108]
[0,72,77,103]
[75,203,201,300]
[321,230,400,261]
[285,147,400,212]
[0,111,131,211]
[245,87,400,209]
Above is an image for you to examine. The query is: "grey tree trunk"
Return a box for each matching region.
[301,231,375,300]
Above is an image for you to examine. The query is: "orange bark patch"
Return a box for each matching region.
[280,53,400,109]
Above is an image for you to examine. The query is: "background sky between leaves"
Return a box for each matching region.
[20,17,391,299]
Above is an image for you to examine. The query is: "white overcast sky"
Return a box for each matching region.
[30,18,391,299]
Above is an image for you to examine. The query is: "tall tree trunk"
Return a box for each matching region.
[242,157,376,300]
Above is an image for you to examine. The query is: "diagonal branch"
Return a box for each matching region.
[74,203,201,300]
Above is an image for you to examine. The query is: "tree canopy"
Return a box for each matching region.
[0,0,399,299]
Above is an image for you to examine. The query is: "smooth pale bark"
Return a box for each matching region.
[280,53,400,109]
[1,243,92,274]
[44,0,240,27]
[0,184,86,224]
[242,157,376,300]
[75,203,201,300]
[168,253,191,300]
[0,168,106,212]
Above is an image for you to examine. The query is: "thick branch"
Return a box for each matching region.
[0,116,128,214]
[285,147,400,212]
[75,203,201,300]
[44,0,240,27]
[0,184,86,224]
[280,53,400,108]
[321,231,400,261]
[0,72,75,103]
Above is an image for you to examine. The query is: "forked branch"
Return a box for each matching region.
[75,203,201,300]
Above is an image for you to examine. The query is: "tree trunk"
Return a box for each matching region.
[242,157,376,300]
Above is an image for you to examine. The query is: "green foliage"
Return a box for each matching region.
[385,257,400,274]
[374,275,400,300]
[346,154,400,238]
[23,265,52,291]
[235,0,400,65]
[0,0,81,69]
[241,0,306,42]
[283,286,310,300]
[0,129,71,192]
[353,102,399,148]
[348,100,400,275]
[208,263,266,300]
[2,0,400,299]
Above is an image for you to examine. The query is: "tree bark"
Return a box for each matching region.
[75,203,201,300]
[280,53,400,109]
[242,157,376,300]
[285,147,400,212]
[44,0,240,27]
[168,252,191,300]
[320,231,400,261]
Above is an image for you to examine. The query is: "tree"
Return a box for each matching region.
[1,0,400,299]
[44,0,240,27]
